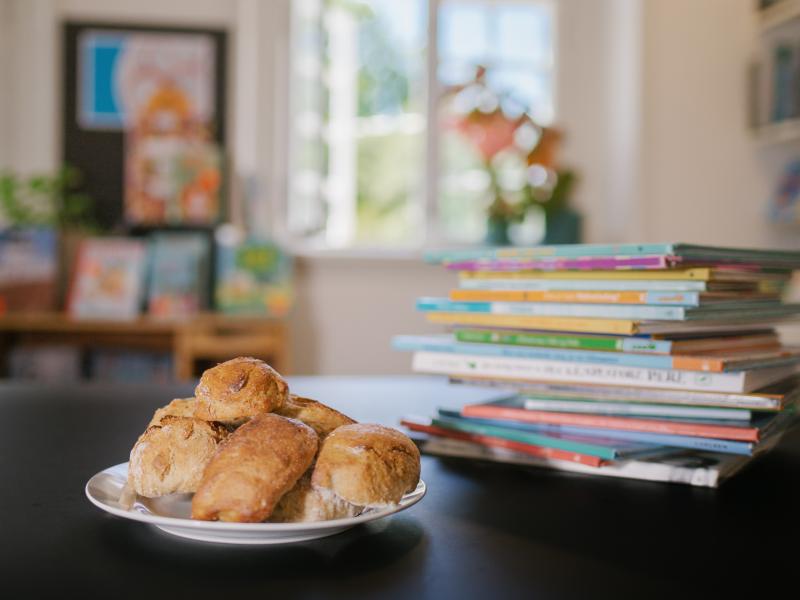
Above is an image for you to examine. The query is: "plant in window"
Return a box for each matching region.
[444,66,578,245]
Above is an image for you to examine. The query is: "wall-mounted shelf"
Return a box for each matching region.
[753,118,800,144]
[760,0,800,32]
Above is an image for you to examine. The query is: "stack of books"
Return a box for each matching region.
[394,243,800,487]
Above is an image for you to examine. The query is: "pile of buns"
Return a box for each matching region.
[126,357,421,523]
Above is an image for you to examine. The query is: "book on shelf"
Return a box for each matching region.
[215,237,293,316]
[411,351,797,393]
[67,238,147,320]
[146,232,210,318]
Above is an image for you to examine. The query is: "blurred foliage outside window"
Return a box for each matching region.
[288,0,554,248]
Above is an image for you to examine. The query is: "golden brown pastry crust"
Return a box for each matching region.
[311,423,421,508]
[128,416,228,498]
[191,413,318,522]
[193,357,289,423]
[147,398,197,427]
[274,395,355,440]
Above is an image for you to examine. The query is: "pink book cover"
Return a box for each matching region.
[461,405,760,442]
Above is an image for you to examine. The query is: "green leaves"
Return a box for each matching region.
[0,165,97,230]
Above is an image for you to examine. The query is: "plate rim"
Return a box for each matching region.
[85,462,426,532]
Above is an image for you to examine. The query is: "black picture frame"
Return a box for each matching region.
[61,21,229,231]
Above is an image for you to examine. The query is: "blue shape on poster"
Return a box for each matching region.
[79,32,127,129]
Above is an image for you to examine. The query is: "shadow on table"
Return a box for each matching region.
[96,514,427,582]
[426,437,800,586]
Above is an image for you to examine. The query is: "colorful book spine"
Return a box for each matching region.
[520,398,752,421]
[453,378,788,410]
[392,334,800,372]
[419,436,748,487]
[410,351,793,393]
[427,417,626,459]
[437,411,756,455]
[449,289,704,306]
[400,420,606,467]
[392,335,692,372]
[458,278,711,291]
[459,268,714,281]
[445,255,673,272]
[426,312,640,335]
[461,404,760,442]
[424,244,678,263]
[417,298,689,320]
[454,329,675,353]
[434,412,757,455]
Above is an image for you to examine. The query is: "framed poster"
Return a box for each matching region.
[62,22,227,229]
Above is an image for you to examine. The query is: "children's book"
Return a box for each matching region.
[410,350,797,393]
[393,334,800,372]
[147,232,210,318]
[449,289,780,307]
[417,435,753,488]
[425,243,800,268]
[450,376,800,410]
[67,238,147,320]
[434,410,758,455]
[417,297,800,322]
[215,237,293,316]
[452,328,780,355]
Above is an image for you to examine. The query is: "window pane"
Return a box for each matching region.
[288,0,427,248]
[437,1,554,244]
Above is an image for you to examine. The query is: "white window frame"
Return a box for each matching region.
[270,0,557,258]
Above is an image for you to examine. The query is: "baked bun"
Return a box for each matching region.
[274,394,356,439]
[311,423,420,509]
[269,472,362,523]
[192,413,318,522]
[194,357,289,423]
[128,416,228,498]
[147,397,197,427]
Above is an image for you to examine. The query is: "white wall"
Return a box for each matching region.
[641,0,799,248]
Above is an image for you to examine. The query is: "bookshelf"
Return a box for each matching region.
[0,312,290,380]
[760,0,800,32]
[753,117,800,144]
[752,1,800,145]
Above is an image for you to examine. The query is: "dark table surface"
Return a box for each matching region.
[2,376,799,599]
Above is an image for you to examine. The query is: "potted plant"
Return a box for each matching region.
[444,67,580,246]
[0,166,96,312]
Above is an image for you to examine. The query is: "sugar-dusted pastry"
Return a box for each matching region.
[147,397,197,427]
[274,394,356,440]
[128,416,228,498]
[191,413,318,522]
[269,472,362,523]
[194,357,289,423]
[311,424,421,509]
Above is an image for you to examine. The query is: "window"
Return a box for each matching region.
[287,0,555,250]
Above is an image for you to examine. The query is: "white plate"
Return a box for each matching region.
[86,462,426,545]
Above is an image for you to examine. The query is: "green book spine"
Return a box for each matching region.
[454,329,623,352]
[430,417,619,460]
